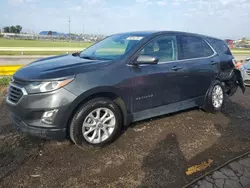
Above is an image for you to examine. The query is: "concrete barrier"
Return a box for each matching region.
[0,65,23,76]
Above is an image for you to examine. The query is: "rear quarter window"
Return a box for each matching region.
[178,35,214,60]
[208,38,232,56]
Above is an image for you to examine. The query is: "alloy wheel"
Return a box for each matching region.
[82,108,116,144]
[212,85,223,109]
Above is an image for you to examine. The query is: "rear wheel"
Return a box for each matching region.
[203,81,224,113]
[69,97,122,149]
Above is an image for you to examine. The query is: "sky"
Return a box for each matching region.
[1,0,250,39]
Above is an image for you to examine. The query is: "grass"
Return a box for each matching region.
[231,50,250,55]
[0,38,250,55]
[0,77,10,97]
[0,77,11,86]
[0,51,75,56]
[0,38,93,48]
[231,48,250,51]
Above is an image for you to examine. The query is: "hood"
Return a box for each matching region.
[13,54,113,81]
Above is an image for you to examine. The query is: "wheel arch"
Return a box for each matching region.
[65,87,129,137]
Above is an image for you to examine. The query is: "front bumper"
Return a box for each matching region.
[10,113,66,140]
[6,86,77,140]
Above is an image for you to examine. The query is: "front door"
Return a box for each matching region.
[128,35,187,113]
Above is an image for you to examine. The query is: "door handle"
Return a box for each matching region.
[172,66,182,71]
[211,61,217,65]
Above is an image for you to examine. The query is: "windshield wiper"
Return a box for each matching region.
[72,52,80,57]
[80,56,112,60]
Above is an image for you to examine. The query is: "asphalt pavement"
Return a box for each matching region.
[190,154,250,188]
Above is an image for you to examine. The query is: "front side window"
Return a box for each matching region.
[179,35,214,60]
[139,35,178,63]
[80,34,145,60]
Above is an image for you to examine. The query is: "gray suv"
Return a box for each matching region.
[6,31,245,148]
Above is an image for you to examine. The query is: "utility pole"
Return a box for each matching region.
[68,16,71,41]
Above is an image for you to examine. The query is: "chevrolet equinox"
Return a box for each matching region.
[6,31,245,148]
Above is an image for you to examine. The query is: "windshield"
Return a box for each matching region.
[79,34,145,60]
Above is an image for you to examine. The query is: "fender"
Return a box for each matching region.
[63,86,130,128]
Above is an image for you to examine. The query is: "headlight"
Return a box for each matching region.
[25,77,74,94]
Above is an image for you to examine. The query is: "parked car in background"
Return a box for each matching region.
[6,31,245,149]
[240,57,250,86]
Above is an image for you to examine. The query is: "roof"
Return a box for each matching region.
[112,30,223,41]
[112,31,158,36]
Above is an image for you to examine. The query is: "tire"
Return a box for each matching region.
[69,97,122,149]
[203,80,224,113]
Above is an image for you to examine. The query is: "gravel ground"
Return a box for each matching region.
[0,88,250,188]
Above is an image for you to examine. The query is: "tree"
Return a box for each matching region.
[48,31,52,35]
[3,27,10,33]
[9,26,17,33]
[15,25,22,33]
[3,25,23,33]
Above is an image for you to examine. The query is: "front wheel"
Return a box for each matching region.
[69,97,122,149]
[203,81,224,113]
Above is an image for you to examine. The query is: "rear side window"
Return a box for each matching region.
[179,35,214,60]
[209,38,232,56]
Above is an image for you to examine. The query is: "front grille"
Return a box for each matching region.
[7,85,23,104]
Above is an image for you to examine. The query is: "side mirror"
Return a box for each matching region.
[134,55,159,65]
[246,57,250,61]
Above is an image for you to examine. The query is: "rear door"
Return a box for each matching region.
[176,35,220,101]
